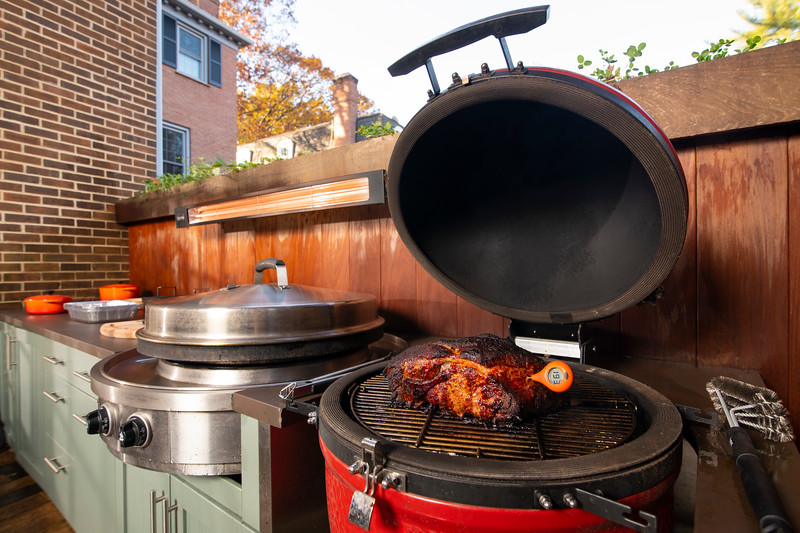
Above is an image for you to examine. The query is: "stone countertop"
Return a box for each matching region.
[0,308,138,359]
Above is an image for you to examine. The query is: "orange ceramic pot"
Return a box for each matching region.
[24,295,72,314]
[99,284,141,300]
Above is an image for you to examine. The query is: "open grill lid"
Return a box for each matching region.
[386,6,688,325]
[136,258,384,364]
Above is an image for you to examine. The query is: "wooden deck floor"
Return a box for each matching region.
[0,446,73,533]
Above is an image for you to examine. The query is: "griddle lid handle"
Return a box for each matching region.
[254,258,290,289]
[387,5,550,77]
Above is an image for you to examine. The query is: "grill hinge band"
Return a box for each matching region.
[573,488,658,533]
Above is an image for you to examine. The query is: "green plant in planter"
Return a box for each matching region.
[578,34,781,83]
[577,42,677,83]
[139,157,275,196]
[356,120,396,139]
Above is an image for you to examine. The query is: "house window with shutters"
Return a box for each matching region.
[162,14,222,87]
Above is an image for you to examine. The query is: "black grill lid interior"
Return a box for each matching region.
[387,70,688,324]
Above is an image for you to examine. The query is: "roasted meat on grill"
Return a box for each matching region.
[385,334,566,424]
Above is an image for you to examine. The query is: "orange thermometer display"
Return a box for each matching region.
[530,360,573,393]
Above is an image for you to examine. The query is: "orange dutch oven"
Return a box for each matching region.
[24,295,72,314]
[99,284,141,300]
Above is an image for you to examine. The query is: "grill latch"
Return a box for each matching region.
[347,437,407,531]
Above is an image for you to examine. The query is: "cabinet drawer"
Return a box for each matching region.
[39,372,71,444]
[40,435,74,520]
[36,339,72,383]
[175,473,243,518]
[68,348,99,396]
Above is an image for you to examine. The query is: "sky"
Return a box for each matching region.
[290,0,753,125]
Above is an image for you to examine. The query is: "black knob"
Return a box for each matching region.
[118,416,148,447]
[85,406,111,435]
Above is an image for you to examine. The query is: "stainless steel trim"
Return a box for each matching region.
[44,457,66,474]
[43,391,66,403]
[42,355,65,365]
[72,370,92,382]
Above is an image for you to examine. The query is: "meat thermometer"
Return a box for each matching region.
[530,360,573,393]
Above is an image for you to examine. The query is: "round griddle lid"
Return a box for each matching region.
[385,7,688,325]
[137,258,384,347]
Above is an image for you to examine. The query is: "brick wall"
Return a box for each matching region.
[0,0,157,305]
[194,0,220,17]
[161,41,238,164]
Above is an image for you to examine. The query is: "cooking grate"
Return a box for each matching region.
[350,374,637,460]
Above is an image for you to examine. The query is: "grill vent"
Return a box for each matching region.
[350,374,636,460]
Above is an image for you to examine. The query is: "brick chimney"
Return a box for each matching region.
[330,73,359,148]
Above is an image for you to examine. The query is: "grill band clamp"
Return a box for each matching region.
[347,438,407,531]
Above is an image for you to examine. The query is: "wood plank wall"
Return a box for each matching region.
[127,125,800,438]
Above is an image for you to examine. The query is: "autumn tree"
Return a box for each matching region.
[738,0,800,43]
[219,0,375,144]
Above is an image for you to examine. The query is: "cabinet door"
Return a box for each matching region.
[123,463,172,533]
[69,389,122,533]
[12,327,41,480]
[0,323,17,449]
[170,475,243,533]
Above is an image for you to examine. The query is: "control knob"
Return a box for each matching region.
[118,416,149,447]
[85,406,111,435]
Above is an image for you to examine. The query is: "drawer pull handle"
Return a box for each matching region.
[150,491,167,533]
[72,370,91,383]
[43,391,65,403]
[42,356,65,365]
[44,457,66,474]
[5,333,17,371]
[72,413,87,425]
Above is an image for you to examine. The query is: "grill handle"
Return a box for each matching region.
[388,5,549,89]
[254,258,289,288]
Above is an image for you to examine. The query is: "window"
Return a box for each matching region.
[276,138,295,159]
[162,123,190,176]
[162,14,221,87]
[178,27,203,80]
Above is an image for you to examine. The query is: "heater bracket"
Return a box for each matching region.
[509,321,590,363]
[573,488,658,533]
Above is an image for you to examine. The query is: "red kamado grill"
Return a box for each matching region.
[315,5,689,533]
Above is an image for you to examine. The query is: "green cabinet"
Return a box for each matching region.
[2,326,42,481]
[122,423,258,533]
[28,327,123,532]
[1,321,263,532]
[1,322,15,447]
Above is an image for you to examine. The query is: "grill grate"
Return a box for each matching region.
[350,374,637,460]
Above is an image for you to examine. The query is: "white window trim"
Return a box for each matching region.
[162,122,190,176]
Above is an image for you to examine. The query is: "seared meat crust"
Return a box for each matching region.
[385,334,564,424]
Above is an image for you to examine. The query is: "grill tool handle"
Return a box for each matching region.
[728,426,794,533]
[388,5,549,78]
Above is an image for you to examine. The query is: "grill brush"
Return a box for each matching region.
[706,376,795,533]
